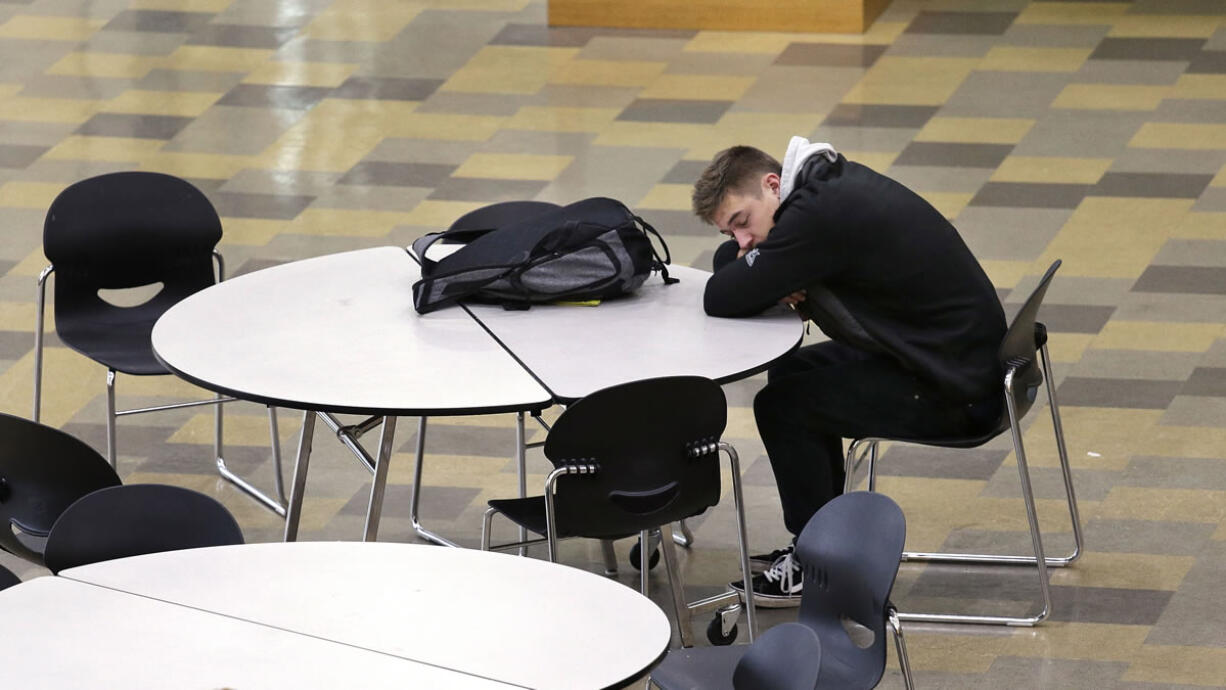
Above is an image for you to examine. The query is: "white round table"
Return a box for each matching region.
[151,246,803,543]
[48,542,671,690]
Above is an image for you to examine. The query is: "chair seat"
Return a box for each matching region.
[869,418,1006,450]
[651,644,746,690]
[57,316,167,375]
[486,496,642,541]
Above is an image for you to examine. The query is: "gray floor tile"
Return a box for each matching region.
[1115,292,1226,323]
[731,65,862,115]
[103,9,214,33]
[332,76,444,101]
[0,144,46,169]
[74,113,194,139]
[1160,395,1226,428]
[1072,349,1200,381]
[822,104,939,128]
[136,69,246,92]
[905,11,1017,35]
[1146,542,1226,647]
[210,191,315,220]
[876,445,1009,481]
[1082,518,1215,556]
[775,42,886,67]
[1111,148,1226,174]
[1012,110,1149,157]
[665,51,775,76]
[1002,23,1109,48]
[1193,188,1226,212]
[1121,456,1226,490]
[1090,37,1206,61]
[416,91,527,116]
[1182,367,1226,397]
[1188,49,1226,74]
[1131,0,1226,12]
[1057,376,1184,409]
[163,106,304,155]
[1091,172,1213,199]
[886,33,1000,58]
[955,206,1073,260]
[339,483,482,522]
[337,161,456,188]
[884,164,995,193]
[969,182,1092,209]
[310,185,431,213]
[982,657,1128,687]
[78,30,186,55]
[186,24,297,49]
[18,74,135,100]
[1074,58,1192,85]
[220,169,341,196]
[1132,266,1226,295]
[488,22,596,47]
[616,99,732,124]
[527,84,641,109]
[941,71,1071,118]
[427,177,549,202]
[217,83,331,110]
[1049,585,1173,625]
[1033,303,1117,334]
[579,36,690,62]
[660,160,708,186]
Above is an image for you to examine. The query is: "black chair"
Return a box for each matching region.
[651,491,914,690]
[0,411,121,564]
[481,376,758,647]
[33,171,285,515]
[0,563,22,591]
[735,622,822,690]
[43,484,244,573]
[845,259,1084,626]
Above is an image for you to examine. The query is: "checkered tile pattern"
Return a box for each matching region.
[1,0,1225,687]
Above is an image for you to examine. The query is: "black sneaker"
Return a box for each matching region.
[730,549,802,608]
[749,545,793,573]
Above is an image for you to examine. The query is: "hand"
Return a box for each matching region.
[780,290,806,308]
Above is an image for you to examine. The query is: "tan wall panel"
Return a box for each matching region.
[548,0,892,34]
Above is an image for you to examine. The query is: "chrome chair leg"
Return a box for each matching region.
[32,265,52,422]
[409,416,459,547]
[673,518,694,547]
[639,529,651,599]
[722,441,758,642]
[516,411,528,556]
[658,522,695,648]
[889,605,916,690]
[1041,343,1084,565]
[104,369,117,469]
[601,539,619,575]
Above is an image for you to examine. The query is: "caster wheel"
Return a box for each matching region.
[707,616,738,646]
[628,540,660,570]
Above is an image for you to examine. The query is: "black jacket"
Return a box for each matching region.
[704,155,1006,402]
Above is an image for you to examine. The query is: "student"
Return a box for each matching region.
[694,138,1006,607]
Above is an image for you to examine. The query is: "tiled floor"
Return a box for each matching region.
[1,0,1225,687]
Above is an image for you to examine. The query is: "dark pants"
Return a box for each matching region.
[754,341,1001,536]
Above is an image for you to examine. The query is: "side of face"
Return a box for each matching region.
[712,172,781,256]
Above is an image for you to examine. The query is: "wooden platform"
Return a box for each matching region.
[547,0,892,33]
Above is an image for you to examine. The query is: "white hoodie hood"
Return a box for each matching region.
[779,136,838,201]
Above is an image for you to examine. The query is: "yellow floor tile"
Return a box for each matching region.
[43,136,164,162]
[1097,486,1226,524]
[385,453,510,486]
[548,59,667,89]
[843,57,980,106]
[243,61,359,88]
[977,259,1032,290]
[638,74,757,101]
[979,46,1093,72]
[46,52,161,79]
[1038,198,1192,278]
[1052,84,1172,111]
[0,96,100,123]
[1092,320,1225,352]
[915,117,1034,144]
[1015,2,1131,25]
[138,152,257,179]
[504,106,620,133]
[130,0,232,9]
[301,0,422,42]
[907,632,1012,673]
[841,150,898,172]
[0,181,66,209]
[1143,425,1226,461]
[443,46,579,95]
[218,219,290,247]
[168,411,302,447]
[593,121,717,150]
[684,31,805,55]
[452,153,574,181]
[920,192,974,219]
[1009,407,1160,471]
[1049,551,1195,590]
[1171,74,1226,100]
[102,90,221,117]
[0,15,104,41]
[383,112,507,142]
[1046,332,1094,363]
[160,46,274,73]
[401,200,485,230]
[0,348,105,426]
[990,156,1112,184]
[1006,623,1150,664]
[1131,123,1226,150]
[1123,646,1226,685]
[636,183,693,211]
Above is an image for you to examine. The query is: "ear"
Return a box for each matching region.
[762,172,781,199]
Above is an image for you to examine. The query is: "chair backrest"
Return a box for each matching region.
[997,260,1061,423]
[795,491,906,690]
[42,484,244,574]
[544,376,727,539]
[44,172,222,321]
[0,562,20,591]
[732,621,823,690]
[0,412,121,563]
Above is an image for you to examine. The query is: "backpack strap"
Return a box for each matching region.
[633,215,680,285]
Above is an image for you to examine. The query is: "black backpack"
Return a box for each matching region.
[411,198,678,314]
